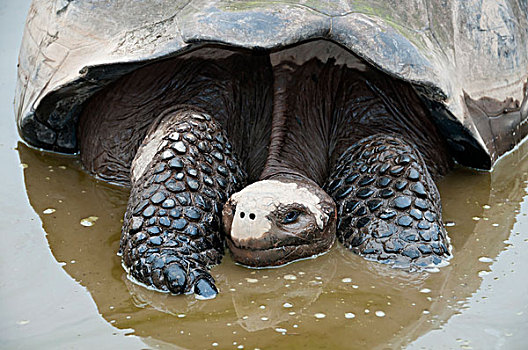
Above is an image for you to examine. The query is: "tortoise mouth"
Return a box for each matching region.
[226,231,335,267]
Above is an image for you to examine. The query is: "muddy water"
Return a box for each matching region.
[11,137,528,350]
[2,2,528,350]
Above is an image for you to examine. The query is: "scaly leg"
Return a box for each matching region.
[325,134,450,268]
[120,106,246,298]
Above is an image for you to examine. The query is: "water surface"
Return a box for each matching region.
[9,127,528,350]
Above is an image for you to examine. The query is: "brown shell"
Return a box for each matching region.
[15,0,528,169]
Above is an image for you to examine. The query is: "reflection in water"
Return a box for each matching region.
[18,140,528,349]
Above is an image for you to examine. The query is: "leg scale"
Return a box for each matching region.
[326,134,450,268]
[120,107,246,297]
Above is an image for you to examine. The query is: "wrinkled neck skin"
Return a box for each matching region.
[225,52,451,267]
[260,62,329,185]
[224,61,340,267]
[261,58,450,185]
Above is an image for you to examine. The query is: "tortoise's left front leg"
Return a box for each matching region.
[325,134,450,268]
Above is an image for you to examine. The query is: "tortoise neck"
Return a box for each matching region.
[259,61,331,185]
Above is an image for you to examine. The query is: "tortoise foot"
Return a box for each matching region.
[326,134,450,269]
[120,106,246,297]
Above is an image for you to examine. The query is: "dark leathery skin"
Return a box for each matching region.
[325,134,450,268]
[79,53,272,186]
[120,107,245,296]
[260,59,451,185]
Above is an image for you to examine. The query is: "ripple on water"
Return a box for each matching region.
[478,257,494,263]
[80,216,98,227]
[478,270,491,277]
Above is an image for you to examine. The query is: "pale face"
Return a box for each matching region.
[222,179,336,267]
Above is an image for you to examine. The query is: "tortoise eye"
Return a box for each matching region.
[282,210,300,224]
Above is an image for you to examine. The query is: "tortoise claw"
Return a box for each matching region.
[162,262,217,297]
[164,263,188,294]
[194,276,218,299]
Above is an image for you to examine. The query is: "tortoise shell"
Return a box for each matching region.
[15,0,528,169]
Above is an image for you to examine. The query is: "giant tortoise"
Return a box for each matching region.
[16,1,528,298]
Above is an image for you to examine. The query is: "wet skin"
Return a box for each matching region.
[79,49,451,297]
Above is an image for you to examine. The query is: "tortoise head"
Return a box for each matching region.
[222,178,336,267]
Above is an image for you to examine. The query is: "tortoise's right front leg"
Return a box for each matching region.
[120,106,246,298]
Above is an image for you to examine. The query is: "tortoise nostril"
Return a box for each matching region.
[240,212,245,218]
[249,213,256,220]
